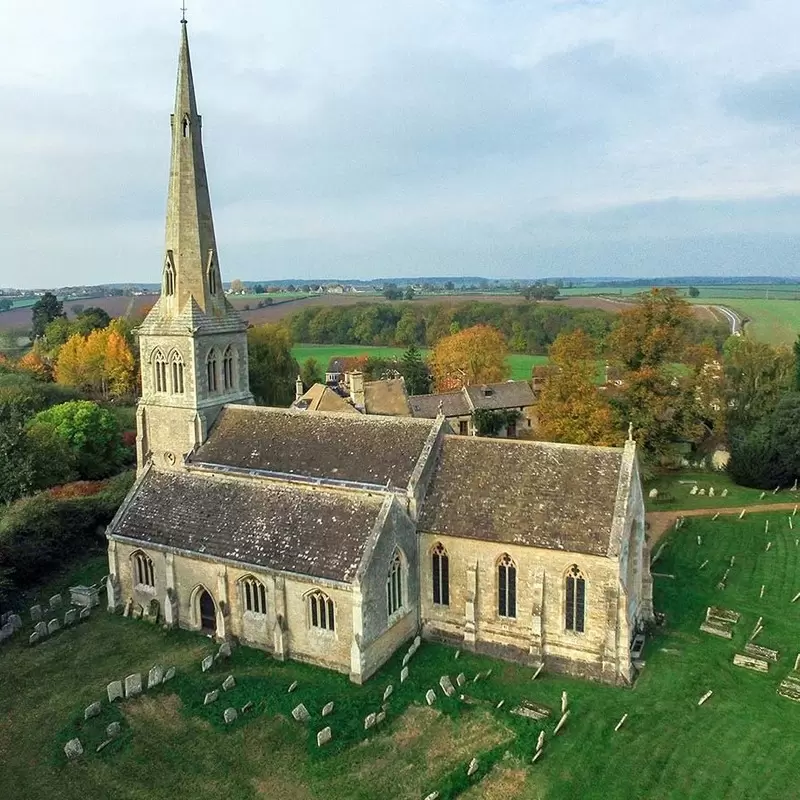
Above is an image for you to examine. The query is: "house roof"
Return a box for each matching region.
[190,405,437,488]
[419,436,627,556]
[464,381,535,411]
[293,384,359,414]
[364,379,411,417]
[111,470,384,582]
[408,391,470,419]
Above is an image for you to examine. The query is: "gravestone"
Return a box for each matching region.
[222,675,235,691]
[439,675,455,697]
[64,609,78,626]
[291,703,310,722]
[400,666,409,683]
[376,710,386,724]
[30,605,43,623]
[47,619,60,635]
[364,712,377,730]
[204,690,219,706]
[106,721,121,739]
[107,680,123,702]
[537,730,545,751]
[64,738,83,760]
[456,673,466,687]
[132,604,144,620]
[402,652,411,667]
[322,702,334,717]
[0,624,10,643]
[467,758,479,776]
[413,635,421,648]
[9,613,22,631]
[49,594,63,610]
[317,726,332,746]
[425,689,436,705]
[69,585,100,608]
[34,621,47,638]
[224,707,238,724]
[218,642,232,659]
[648,488,659,499]
[84,701,102,720]
[163,667,176,683]
[744,642,779,662]
[148,665,165,688]
[201,655,213,672]
[124,673,143,698]
[561,692,568,714]
[288,681,298,693]
[733,653,769,672]
[721,488,728,497]
[383,684,393,701]
[424,793,440,800]
[123,599,133,617]
[79,607,91,621]
[241,701,253,714]
[554,710,570,734]
[29,632,39,646]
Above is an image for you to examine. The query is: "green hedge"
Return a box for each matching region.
[0,471,134,600]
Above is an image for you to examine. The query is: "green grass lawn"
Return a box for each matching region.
[292,344,548,382]
[686,297,800,347]
[645,470,800,512]
[2,511,800,799]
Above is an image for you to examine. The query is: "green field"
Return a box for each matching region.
[2,510,800,799]
[692,298,800,347]
[645,470,800,511]
[291,344,549,382]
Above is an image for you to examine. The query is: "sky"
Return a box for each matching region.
[2,0,800,286]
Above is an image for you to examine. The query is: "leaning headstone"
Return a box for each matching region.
[383,684,393,701]
[439,675,455,697]
[561,691,568,714]
[554,710,570,734]
[163,666,176,683]
[697,690,713,706]
[28,632,39,646]
[467,758,479,777]
[224,707,238,724]
[123,599,133,617]
[124,673,143,698]
[218,641,232,659]
[47,618,60,635]
[107,681,124,703]
[201,655,213,672]
[376,710,386,725]
[9,613,22,631]
[456,672,466,687]
[204,690,219,706]
[413,635,421,648]
[424,793,440,800]
[34,621,47,638]
[288,681,298,693]
[400,666,409,683]
[106,721,121,739]
[64,609,78,627]
[79,607,91,622]
[425,689,436,705]
[222,675,235,691]
[30,605,43,623]
[317,726,332,747]
[537,730,545,751]
[64,738,83,760]
[364,712,377,730]
[49,594,63,610]
[531,663,544,681]
[241,701,254,714]
[322,702,334,717]
[291,703,310,722]
[84,701,102,720]
[1,622,13,641]
[614,713,628,732]
[148,665,165,688]
[402,652,411,667]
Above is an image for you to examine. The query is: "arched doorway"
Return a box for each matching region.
[199,589,216,634]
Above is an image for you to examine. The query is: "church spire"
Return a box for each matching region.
[162,17,223,315]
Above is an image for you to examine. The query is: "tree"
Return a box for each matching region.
[17,351,50,381]
[771,393,800,485]
[794,335,800,391]
[400,345,432,395]
[229,279,245,294]
[383,284,403,301]
[430,325,509,391]
[73,307,111,336]
[252,284,265,295]
[31,292,65,338]
[248,324,299,406]
[29,400,123,480]
[688,286,700,298]
[395,309,423,347]
[0,298,12,312]
[404,286,415,301]
[299,357,323,389]
[472,408,521,437]
[536,330,617,446]
[0,390,36,504]
[104,329,136,399]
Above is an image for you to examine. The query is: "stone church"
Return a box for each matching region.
[106,20,654,686]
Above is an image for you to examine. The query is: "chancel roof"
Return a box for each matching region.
[419,436,627,556]
[112,470,385,582]
[191,405,437,488]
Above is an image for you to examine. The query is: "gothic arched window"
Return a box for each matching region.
[182,114,190,138]
[497,554,517,618]
[223,346,235,391]
[308,590,335,631]
[432,543,449,606]
[241,576,267,615]
[386,550,404,617]
[164,260,175,296]
[153,349,168,393]
[170,351,185,394]
[565,565,586,633]
[133,551,155,588]
[207,349,218,393]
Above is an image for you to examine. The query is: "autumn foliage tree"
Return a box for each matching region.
[429,325,509,391]
[536,330,617,446]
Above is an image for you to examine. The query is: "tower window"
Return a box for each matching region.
[182,115,190,138]
[432,543,449,606]
[223,346,235,390]
[170,352,185,394]
[565,565,586,633]
[498,553,517,618]
[164,261,175,296]
[207,349,218,393]
[208,254,218,295]
[153,349,168,393]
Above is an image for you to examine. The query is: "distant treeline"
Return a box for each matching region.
[287,300,730,356]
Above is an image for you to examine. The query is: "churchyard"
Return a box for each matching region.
[1,509,799,800]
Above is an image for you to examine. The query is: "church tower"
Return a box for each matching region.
[136,17,253,472]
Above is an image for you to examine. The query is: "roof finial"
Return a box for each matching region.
[627,421,634,442]
[181,2,187,23]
